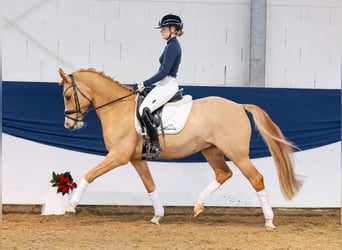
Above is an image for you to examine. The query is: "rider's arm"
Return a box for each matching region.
[143,44,178,86]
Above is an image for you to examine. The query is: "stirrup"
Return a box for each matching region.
[151,148,162,157]
[142,141,162,160]
[151,142,162,155]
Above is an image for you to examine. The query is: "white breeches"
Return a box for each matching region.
[139,76,179,116]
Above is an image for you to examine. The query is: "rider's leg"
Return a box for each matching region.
[138,77,178,157]
[138,77,179,116]
[141,107,162,156]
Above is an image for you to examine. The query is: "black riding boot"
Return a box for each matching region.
[141,108,162,158]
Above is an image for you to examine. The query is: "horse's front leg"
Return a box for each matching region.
[131,159,164,225]
[65,152,130,216]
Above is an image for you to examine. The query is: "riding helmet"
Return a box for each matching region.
[156,14,183,31]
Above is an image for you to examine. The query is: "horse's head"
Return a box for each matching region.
[59,68,91,130]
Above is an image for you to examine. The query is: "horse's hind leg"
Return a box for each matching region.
[194,146,233,217]
[232,156,275,229]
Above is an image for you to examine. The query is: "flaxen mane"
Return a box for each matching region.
[76,68,134,92]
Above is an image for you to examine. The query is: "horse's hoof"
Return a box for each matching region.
[65,211,76,217]
[64,204,76,217]
[150,216,162,225]
[194,204,204,218]
[265,219,276,230]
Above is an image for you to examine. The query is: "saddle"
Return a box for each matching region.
[136,87,184,132]
[136,87,186,160]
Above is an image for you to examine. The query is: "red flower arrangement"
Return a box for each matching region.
[50,171,77,196]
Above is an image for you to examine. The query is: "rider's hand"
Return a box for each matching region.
[137,82,145,92]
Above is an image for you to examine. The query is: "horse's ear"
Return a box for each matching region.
[58,68,70,84]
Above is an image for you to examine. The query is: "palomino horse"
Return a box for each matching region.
[59,68,302,229]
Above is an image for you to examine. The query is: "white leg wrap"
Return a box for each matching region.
[69,178,89,207]
[257,189,274,220]
[149,190,164,217]
[196,180,221,205]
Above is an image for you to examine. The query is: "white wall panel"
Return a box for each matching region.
[89,40,105,65]
[103,1,120,21]
[146,2,181,22]
[195,64,225,85]
[58,40,89,68]
[1,0,27,20]
[4,60,42,82]
[119,1,152,22]
[1,1,341,85]
[2,0,254,86]
[2,31,27,62]
[178,63,196,85]
[56,0,88,21]
[88,0,105,20]
[266,1,341,88]
[41,58,65,82]
[105,21,126,42]
[181,2,250,85]
[103,41,121,65]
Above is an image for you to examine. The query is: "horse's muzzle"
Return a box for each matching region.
[64,117,84,130]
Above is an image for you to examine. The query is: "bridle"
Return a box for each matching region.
[63,74,137,123]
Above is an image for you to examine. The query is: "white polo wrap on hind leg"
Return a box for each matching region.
[196,180,221,205]
[257,189,274,220]
[70,178,89,207]
[149,190,164,217]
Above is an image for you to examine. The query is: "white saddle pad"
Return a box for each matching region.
[135,95,193,135]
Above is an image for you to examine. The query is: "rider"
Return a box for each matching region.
[137,14,183,158]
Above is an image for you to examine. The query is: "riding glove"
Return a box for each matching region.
[137,82,145,92]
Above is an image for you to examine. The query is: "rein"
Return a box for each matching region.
[64,74,137,122]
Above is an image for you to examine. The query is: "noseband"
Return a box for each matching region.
[63,74,137,123]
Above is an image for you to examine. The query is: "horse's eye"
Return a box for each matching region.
[65,95,72,101]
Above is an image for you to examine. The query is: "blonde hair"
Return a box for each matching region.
[175,30,184,37]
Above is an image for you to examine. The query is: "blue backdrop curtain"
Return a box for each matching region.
[2,81,341,162]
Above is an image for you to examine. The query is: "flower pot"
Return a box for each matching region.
[41,187,70,215]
